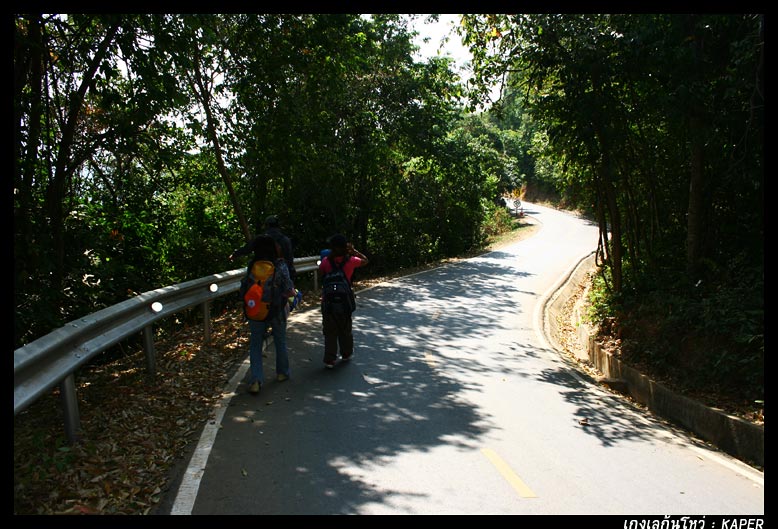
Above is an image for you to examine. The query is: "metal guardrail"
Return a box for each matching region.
[13,255,321,443]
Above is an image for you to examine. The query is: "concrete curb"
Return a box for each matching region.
[545,253,764,469]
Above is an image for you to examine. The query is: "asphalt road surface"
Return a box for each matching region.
[163,202,764,516]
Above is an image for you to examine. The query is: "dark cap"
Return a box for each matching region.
[328,234,347,248]
[265,215,279,228]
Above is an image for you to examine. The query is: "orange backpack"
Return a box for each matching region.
[241,260,275,321]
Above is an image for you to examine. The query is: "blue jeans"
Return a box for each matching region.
[248,313,290,384]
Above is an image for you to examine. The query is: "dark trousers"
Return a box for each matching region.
[322,310,353,363]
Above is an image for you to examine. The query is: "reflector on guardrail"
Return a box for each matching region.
[14,258,321,443]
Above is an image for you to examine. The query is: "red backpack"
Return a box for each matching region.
[241,260,275,321]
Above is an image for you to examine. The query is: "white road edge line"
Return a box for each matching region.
[171,214,762,513]
[168,246,505,514]
[535,250,764,487]
[170,356,250,515]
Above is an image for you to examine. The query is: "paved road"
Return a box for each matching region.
[164,202,764,515]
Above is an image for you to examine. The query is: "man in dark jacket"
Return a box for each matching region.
[230,216,296,282]
[264,216,296,282]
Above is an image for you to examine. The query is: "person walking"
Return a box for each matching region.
[230,216,296,282]
[318,234,369,368]
[232,234,296,394]
[264,215,296,283]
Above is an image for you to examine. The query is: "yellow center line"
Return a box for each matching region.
[481,448,538,498]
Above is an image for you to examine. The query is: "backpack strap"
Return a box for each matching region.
[327,255,351,282]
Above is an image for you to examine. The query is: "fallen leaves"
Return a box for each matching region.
[13,309,252,515]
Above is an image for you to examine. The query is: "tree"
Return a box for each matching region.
[461,13,763,399]
[461,13,763,292]
[14,13,526,348]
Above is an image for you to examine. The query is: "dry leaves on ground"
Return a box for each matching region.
[13,308,251,515]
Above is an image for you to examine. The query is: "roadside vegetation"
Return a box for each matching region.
[460,14,763,421]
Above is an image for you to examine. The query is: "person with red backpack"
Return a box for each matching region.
[318,234,369,368]
[231,234,295,394]
[263,215,297,283]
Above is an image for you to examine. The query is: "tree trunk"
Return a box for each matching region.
[45,20,120,290]
[593,120,622,294]
[14,15,44,291]
[684,14,706,277]
[603,170,623,294]
[686,114,705,276]
[189,51,252,243]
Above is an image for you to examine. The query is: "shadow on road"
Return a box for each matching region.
[190,243,677,514]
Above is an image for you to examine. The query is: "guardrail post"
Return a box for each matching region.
[60,374,81,444]
[142,325,156,377]
[203,301,211,343]
[14,262,316,443]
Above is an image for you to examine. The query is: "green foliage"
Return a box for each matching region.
[586,256,763,402]
[22,432,75,479]
[585,268,619,324]
[15,11,763,417]
[462,13,763,404]
[481,201,514,239]
[14,14,516,348]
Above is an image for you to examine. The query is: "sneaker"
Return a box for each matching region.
[276,373,289,382]
[324,361,335,369]
[341,353,353,362]
[248,381,261,394]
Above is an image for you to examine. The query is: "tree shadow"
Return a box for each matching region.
[532,357,688,449]
[191,247,670,514]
